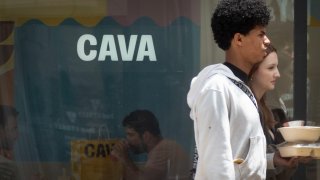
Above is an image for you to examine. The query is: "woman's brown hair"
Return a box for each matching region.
[248,44,277,129]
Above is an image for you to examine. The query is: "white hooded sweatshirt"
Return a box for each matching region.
[187,64,266,180]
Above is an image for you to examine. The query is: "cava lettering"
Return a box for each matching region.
[77,34,157,61]
[84,143,115,158]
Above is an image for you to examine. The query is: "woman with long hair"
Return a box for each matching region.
[248,44,303,179]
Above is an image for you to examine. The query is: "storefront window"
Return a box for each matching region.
[308,0,320,133]
[1,1,199,179]
[306,0,320,179]
[1,0,318,179]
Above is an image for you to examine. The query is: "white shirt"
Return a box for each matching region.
[187,64,266,180]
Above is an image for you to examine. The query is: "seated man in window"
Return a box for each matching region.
[111,109,191,180]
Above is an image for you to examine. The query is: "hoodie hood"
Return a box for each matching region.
[187,63,242,121]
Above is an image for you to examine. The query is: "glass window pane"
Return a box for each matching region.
[0,1,199,179]
[307,0,320,179]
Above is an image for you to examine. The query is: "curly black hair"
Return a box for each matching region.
[211,0,271,50]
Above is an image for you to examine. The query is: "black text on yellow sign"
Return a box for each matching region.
[84,143,115,158]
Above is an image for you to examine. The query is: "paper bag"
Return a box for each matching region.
[71,138,123,180]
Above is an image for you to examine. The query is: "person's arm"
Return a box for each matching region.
[122,159,164,180]
[111,141,142,180]
[267,152,276,169]
[273,151,298,168]
[267,143,299,169]
[112,141,164,180]
[195,89,235,179]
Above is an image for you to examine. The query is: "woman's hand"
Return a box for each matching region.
[297,156,312,164]
[273,151,299,168]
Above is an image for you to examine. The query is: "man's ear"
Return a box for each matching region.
[233,32,243,46]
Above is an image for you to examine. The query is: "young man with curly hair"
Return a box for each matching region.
[187,0,271,179]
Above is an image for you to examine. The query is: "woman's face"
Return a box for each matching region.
[125,127,147,154]
[253,52,281,92]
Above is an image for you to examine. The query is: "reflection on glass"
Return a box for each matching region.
[266,21,294,120]
[111,109,192,180]
[0,105,19,179]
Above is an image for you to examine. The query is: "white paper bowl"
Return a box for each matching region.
[278,126,320,142]
[278,144,312,157]
[277,142,320,158]
[311,148,320,158]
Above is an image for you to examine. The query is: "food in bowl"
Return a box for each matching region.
[278,126,320,142]
[287,120,305,127]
